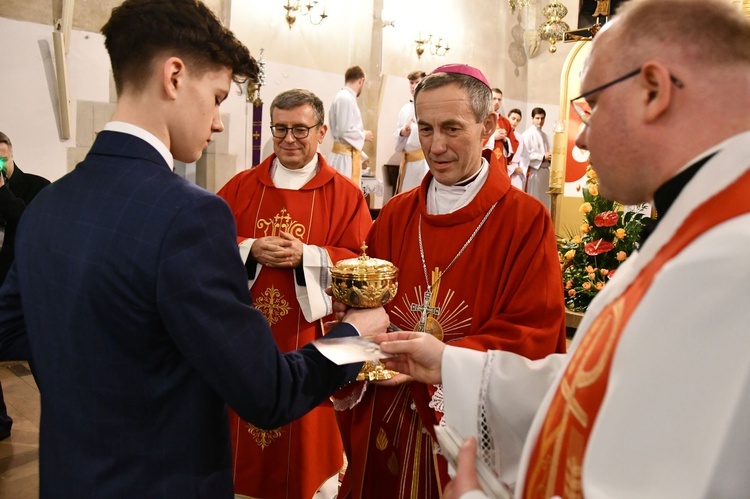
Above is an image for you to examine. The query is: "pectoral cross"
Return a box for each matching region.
[411,286,441,332]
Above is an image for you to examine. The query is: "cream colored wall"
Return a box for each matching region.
[0,0,582,208]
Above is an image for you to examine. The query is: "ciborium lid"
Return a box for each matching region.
[331,243,398,279]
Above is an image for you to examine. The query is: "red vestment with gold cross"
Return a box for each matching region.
[336,159,567,499]
[218,153,371,499]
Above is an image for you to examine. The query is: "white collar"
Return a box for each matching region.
[426,159,489,215]
[272,155,319,190]
[103,121,174,170]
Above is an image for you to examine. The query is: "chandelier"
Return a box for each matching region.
[508,0,532,12]
[415,34,451,59]
[538,0,570,53]
[284,0,328,29]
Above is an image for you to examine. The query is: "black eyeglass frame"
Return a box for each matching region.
[269,123,322,140]
[570,67,684,126]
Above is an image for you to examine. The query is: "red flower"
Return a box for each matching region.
[584,239,615,256]
[594,211,619,227]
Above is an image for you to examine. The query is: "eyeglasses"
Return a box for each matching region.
[570,67,684,126]
[270,123,321,139]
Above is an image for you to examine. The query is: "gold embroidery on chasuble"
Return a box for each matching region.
[526,298,625,499]
[256,207,306,239]
[391,284,471,343]
[244,422,283,449]
[254,285,291,326]
[376,428,389,451]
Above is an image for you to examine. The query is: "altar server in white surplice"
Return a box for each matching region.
[522,107,552,210]
[326,65,373,187]
[394,70,429,194]
[377,0,750,497]
[506,108,529,190]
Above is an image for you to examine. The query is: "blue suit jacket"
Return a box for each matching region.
[0,131,361,497]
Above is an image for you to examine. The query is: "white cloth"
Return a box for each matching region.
[522,125,551,210]
[445,130,750,498]
[326,87,365,179]
[507,130,529,191]
[426,159,489,215]
[238,156,333,323]
[394,100,429,193]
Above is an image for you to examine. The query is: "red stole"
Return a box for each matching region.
[493,115,513,170]
[524,169,750,498]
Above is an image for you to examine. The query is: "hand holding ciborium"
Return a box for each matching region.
[330,243,398,381]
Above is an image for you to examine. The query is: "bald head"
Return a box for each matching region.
[575,0,750,204]
[610,0,750,70]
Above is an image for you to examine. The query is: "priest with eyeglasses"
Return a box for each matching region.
[217,88,372,499]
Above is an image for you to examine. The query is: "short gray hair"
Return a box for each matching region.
[270,89,325,124]
[414,72,493,123]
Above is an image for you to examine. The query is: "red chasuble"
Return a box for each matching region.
[493,115,514,170]
[217,153,372,499]
[337,158,567,499]
[524,169,750,499]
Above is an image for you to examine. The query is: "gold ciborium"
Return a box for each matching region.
[331,243,399,381]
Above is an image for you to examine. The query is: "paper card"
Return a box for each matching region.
[312,335,394,365]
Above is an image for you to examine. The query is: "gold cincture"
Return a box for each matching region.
[331,243,399,381]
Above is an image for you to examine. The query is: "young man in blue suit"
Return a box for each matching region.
[0,0,388,496]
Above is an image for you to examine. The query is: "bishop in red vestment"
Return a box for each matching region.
[335,66,566,499]
[218,89,372,499]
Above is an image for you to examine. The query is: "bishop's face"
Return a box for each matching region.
[415,83,495,186]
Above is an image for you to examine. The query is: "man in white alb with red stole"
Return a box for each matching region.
[377,1,750,497]
[218,89,371,499]
[334,65,567,499]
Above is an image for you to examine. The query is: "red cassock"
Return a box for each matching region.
[336,157,567,499]
[218,153,372,499]
[493,115,514,170]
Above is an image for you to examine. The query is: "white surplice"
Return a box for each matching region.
[326,87,366,179]
[443,130,750,498]
[507,129,529,191]
[394,100,429,193]
[522,125,551,210]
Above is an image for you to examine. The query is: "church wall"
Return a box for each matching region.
[0,17,111,183]
[0,0,581,210]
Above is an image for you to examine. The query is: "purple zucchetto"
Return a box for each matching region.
[430,63,491,89]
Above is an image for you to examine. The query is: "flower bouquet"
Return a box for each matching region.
[557,166,650,312]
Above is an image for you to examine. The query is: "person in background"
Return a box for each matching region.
[327,65,373,187]
[393,69,428,194]
[0,131,50,440]
[217,88,372,499]
[506,109,529,190]
[379,0,750,496]
[523,107,552,210]
[489,88,514,171]
[0,0,388,496]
